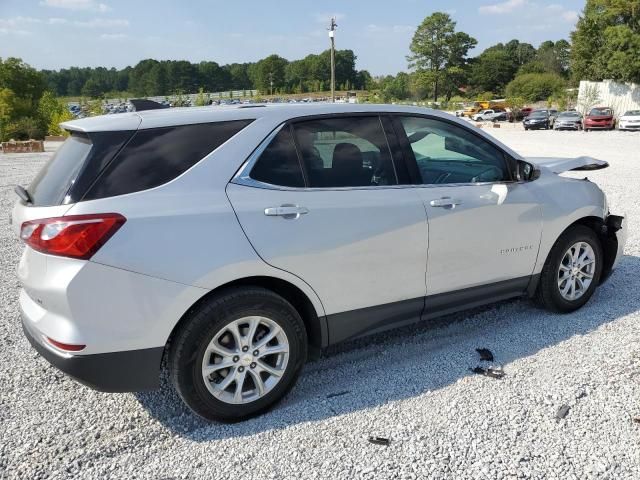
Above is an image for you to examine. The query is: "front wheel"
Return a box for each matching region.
[169,287,308,422]
[536,225,602,313]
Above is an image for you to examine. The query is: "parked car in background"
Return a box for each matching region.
[13,104,626,422]
[554,111,583,131]
[523,110,552,130]
[618,110,640,131]
[492,112,508,122]
[584,107,615,131]
[521,107,533,118]
[471,109,505,121]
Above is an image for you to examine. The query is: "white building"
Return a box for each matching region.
[578,80,640,117]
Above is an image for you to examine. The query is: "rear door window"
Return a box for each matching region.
[249,126,305,188]
[83,120,251,200]
[292,116,397,188]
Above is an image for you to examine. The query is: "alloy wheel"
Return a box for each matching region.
[557,241,596,301]
[201,316,289,404]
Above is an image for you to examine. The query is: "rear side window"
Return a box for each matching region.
[249,127,304,188]
[83,120,251,200]
[28,133,93,206]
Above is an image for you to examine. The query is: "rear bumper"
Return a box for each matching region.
[22,314,163,392]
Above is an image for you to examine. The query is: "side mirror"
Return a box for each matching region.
[518,160,540,181]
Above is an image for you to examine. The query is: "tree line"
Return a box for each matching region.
[1,0,638,142]
[41,49,371,98]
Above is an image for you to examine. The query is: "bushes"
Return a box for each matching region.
[5,117,44,141]
[505,73,566,102]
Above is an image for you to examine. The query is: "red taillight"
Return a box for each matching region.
[20,213,126,260]
[45,337,86,352]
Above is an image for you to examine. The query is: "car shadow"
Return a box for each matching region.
[135,254,640,441]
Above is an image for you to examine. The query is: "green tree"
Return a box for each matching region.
[408,12,477,101]
[194,87,207,106]
[571,0,640,83]
[469,48,518,95]
[81,78,103,98]
[0,87,16,140]
[253,54,288,94]
[505,73,566,102]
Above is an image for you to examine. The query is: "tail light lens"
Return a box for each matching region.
[20,213,126,260]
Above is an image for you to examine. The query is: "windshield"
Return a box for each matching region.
[530,111,548,118]
[559,112,581,118]
[624,110,640,116]
[589,108,612,116]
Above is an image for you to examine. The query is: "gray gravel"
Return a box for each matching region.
[1,131,640,479]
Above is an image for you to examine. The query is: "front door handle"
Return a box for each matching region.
[429,197,462,208]
[264,205,309,219]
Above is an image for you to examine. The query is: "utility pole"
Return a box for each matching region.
[268,72,274,96]
[328,16,337,103]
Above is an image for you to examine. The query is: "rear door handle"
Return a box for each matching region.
[264,205,309,218]
[429,197,462,208]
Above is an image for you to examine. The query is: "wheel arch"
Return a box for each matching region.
[164,276,328,365]
[530,215,617,297]
[571,216,618,284]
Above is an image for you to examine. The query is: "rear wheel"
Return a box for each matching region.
[536,225,602,313]
[169,287,307,422]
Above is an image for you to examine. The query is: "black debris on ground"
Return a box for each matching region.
[326,390,350,399]
[368,436,391,447]
[476,348,495,362]
[470,366,505,379]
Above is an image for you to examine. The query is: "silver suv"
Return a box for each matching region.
[13,104,626,421]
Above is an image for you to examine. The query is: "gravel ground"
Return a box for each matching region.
[1,131,639,480]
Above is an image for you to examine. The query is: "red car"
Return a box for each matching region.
[584,107,615,131]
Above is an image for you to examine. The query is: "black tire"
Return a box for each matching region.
[169,287,308,422]
[535,225,603,313]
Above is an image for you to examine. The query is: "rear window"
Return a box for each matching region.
[83,120,251,200]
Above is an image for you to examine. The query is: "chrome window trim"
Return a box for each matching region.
[230,118,520,192]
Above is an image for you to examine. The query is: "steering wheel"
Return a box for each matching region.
[471,166,502,183]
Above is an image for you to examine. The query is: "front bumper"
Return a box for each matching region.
[585,122,614,129]
[554,123,581,130]
[600,214,627,284]
[524,122,548,129]
[22,314,163,392]
[619,122,640,130]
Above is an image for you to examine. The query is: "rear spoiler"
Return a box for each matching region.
[525,156,609,174]
[129,99,169,111]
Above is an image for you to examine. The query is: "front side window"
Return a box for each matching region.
[292,116,397,188]
[398,116,510,185]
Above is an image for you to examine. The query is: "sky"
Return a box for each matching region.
[0,0,585,75]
